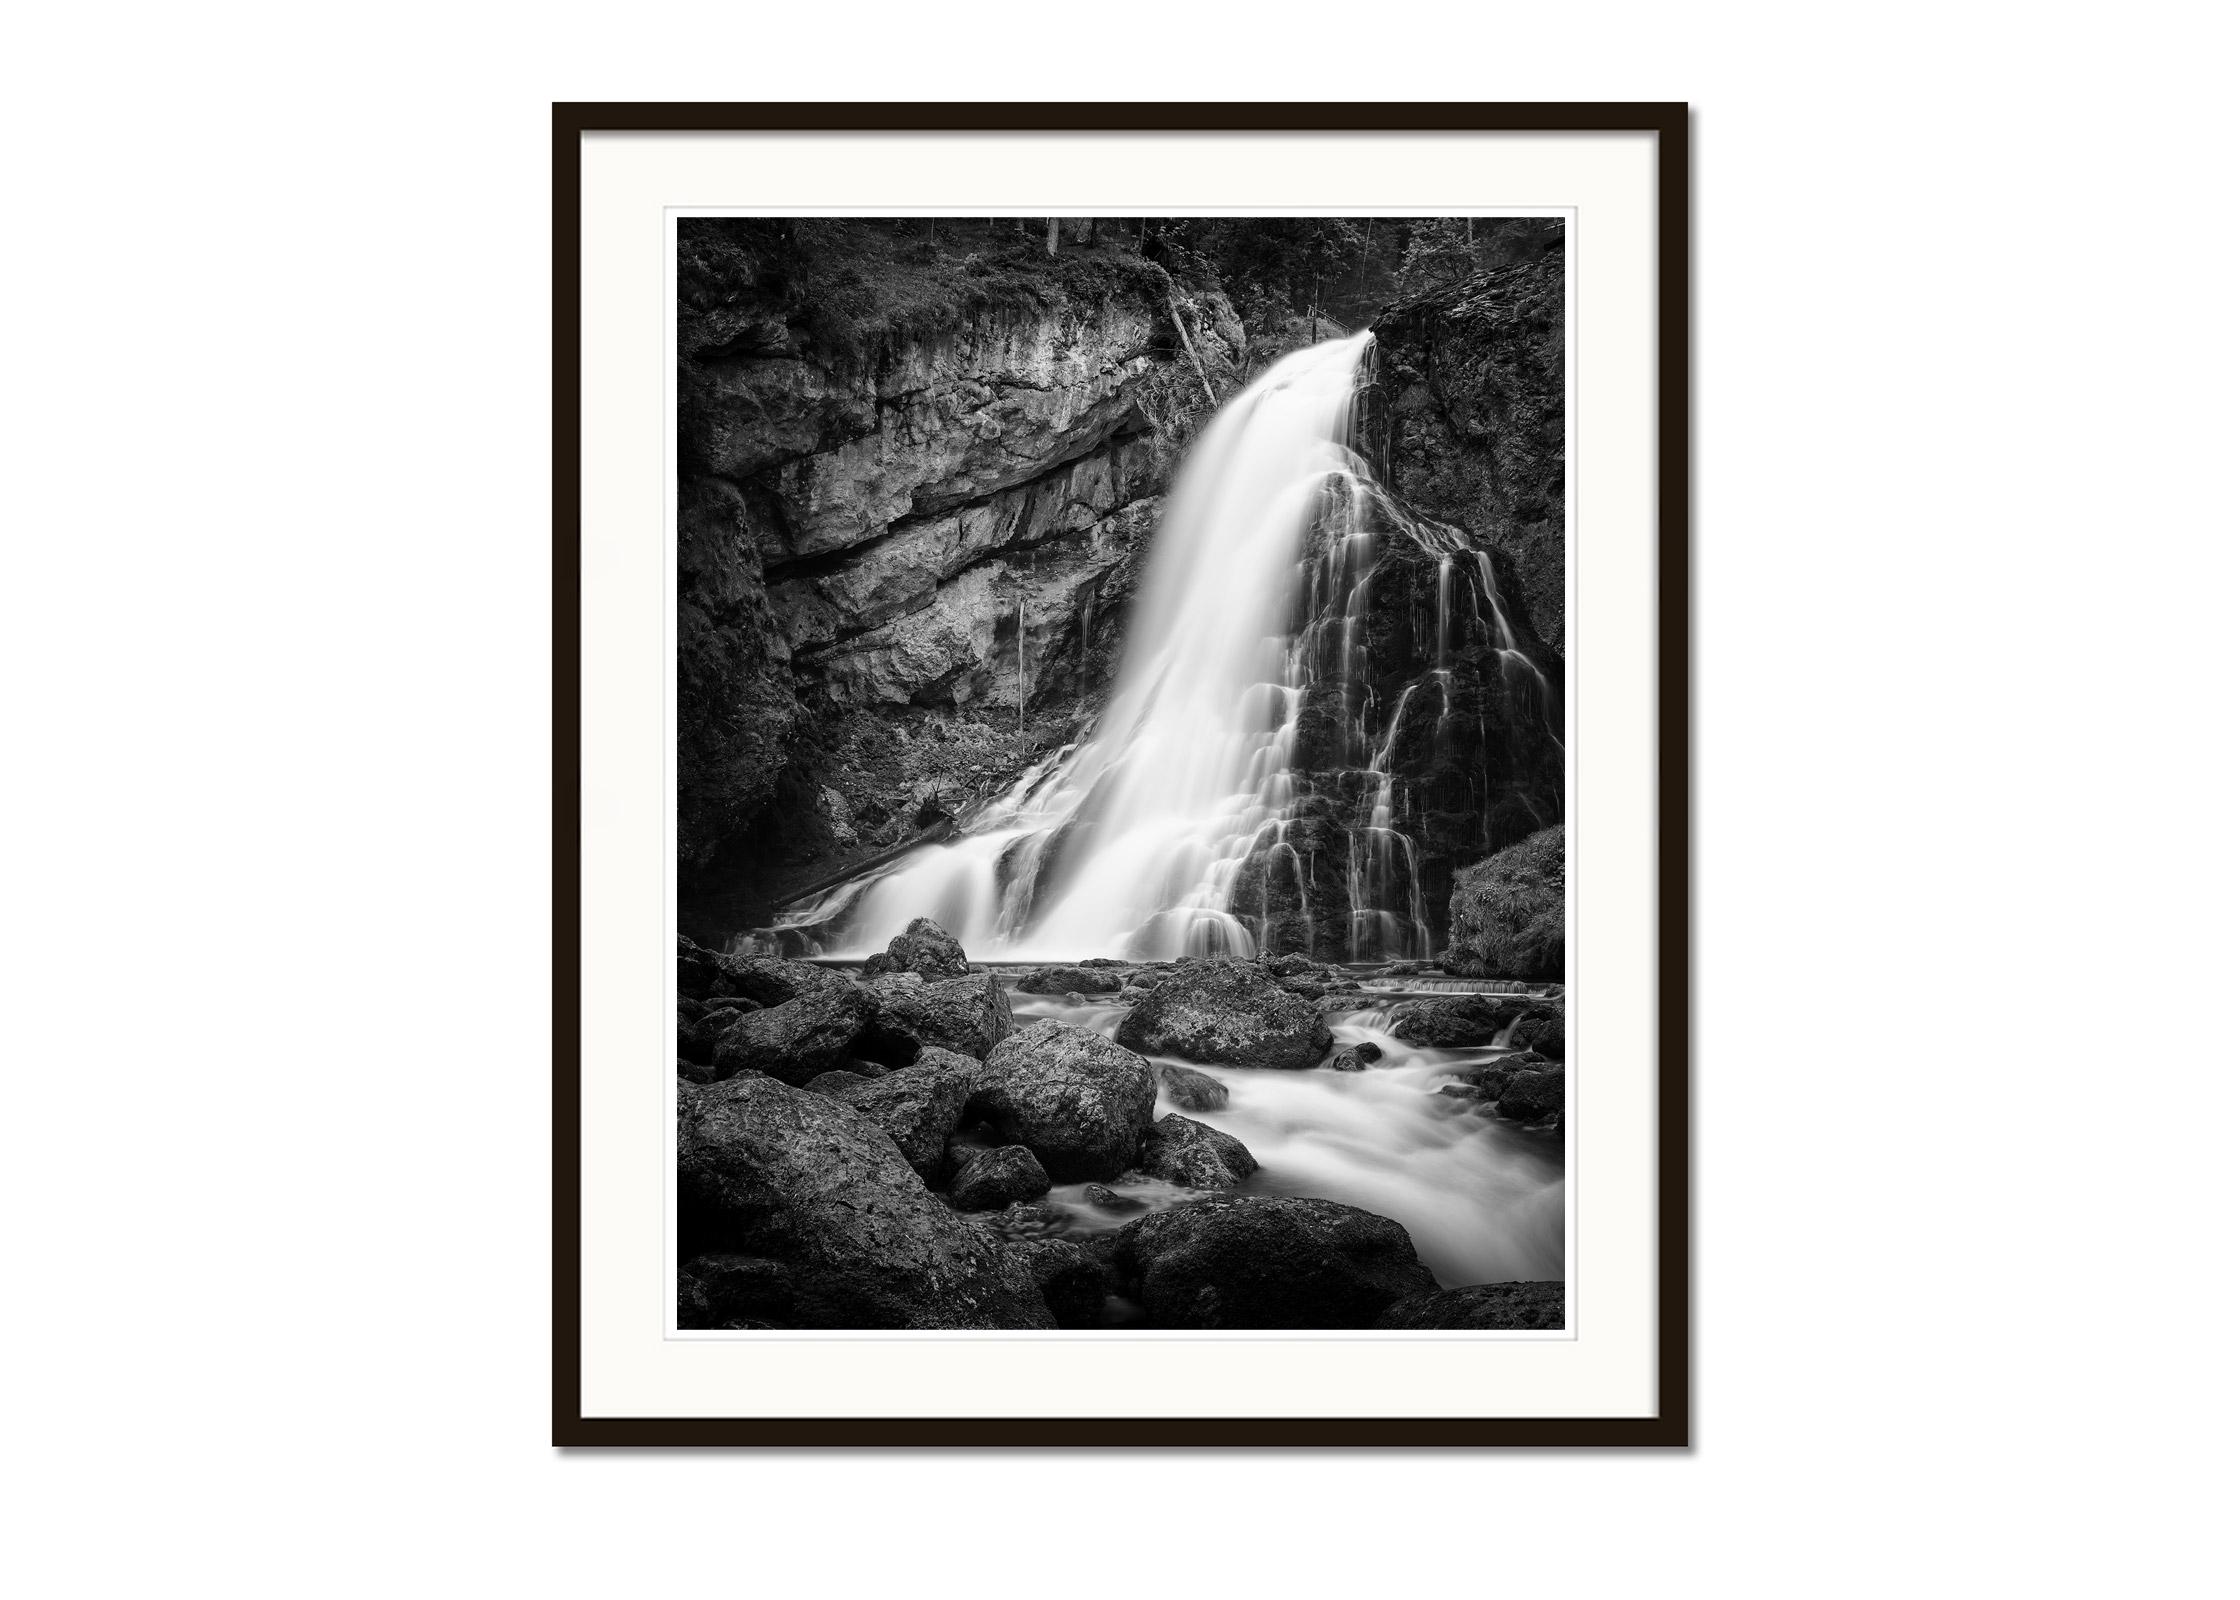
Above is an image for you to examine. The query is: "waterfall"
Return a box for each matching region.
[762,331,1552,962]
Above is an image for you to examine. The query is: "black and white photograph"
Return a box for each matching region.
[18,12,2240,1592]
[672,214,1571,1332]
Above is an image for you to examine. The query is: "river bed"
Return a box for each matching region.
[1001,974,1565,1288]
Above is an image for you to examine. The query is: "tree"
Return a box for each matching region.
[1046,217,1059,257]
[1396,218,1476,296]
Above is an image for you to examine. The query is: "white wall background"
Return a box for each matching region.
[3,5,2233,1595]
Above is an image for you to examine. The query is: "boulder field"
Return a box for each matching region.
[675,922,1562,1329]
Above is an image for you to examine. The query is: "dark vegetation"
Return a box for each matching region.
[678,214,1564,373]
[1445,826,1566,981]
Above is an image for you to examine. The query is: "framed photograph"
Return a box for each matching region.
[555,102,1689,1445]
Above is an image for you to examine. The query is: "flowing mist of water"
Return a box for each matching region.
[766,331,1554,962]
[1014,986,1564,1289]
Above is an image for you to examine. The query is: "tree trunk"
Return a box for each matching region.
[1045,217,1059,256]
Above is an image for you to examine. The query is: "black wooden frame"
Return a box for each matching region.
[553,102,1691,1447]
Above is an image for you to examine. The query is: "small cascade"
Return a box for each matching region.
[1470,550,1562,748]
[762,330,1562,962]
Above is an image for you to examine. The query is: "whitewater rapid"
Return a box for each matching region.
[1010,980,1565,1288]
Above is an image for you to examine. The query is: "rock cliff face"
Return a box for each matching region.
[677,224,1252,919]
[1222,242,1570,959]
[1370,239,1567,657]
[1351,242,1568,954]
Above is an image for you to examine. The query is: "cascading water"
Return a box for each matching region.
[767,331,1560,961]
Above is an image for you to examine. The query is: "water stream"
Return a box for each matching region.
[1007,977,1565,1289]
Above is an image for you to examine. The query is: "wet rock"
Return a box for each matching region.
[1389,995,1526,1048]
[710,954,850,1005]
[676,1080,1043,1326]
[678,1253,794,1330]
[1116,958,1333,1071]
[1156,1062,1230,1112]
[1137,1114,1258,1189]
[678,1074,1051,1329]
[979,1200,1072,1242]
[861,916,970,981]
[1444,827,1565,982]
[1016,964,1123,995]
[1329,1047,1373,1072]
[1508,1005,1565,1061]
[860,971,1014,1062]
[1113,1195,1439,1329]
[824,1047,980,1182]
[709,981,876,1087]
[1083,1183,1147,1214]
[951,1145,1052,1211]
[1375,245,1567,655]
[1004,1238,1111,1328]
[1494,1066,1565,1122]
[971,1019,1158,1182]
[1373,1281,1566,1331]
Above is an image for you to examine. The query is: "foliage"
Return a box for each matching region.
[1447,826,1565,980]
[676,216,1567,369]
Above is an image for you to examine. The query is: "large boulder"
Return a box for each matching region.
[1115,959,1332,1071]
[949,1145,1052,1211]
[1156,1062,1229,1112]
[678,936,726,1000]
[860,972,1014,1062]
[1373,1281,1566,1330]
[1136,1114,1258,1189]
[708,981,875,1086]
[711,953,850,1005]
[861,916,970,981]
[971,1019,1157,1182]
[823,1047,980,1182]
[1388,995,1527,1048]
[1016,964,1122,995]
[1508,1004,1565,1061]
[1493,1066,1564,1122]
[1445,827,1565,981]
[679,1003,744,1067]
[677,1074,1051,1329]
[1113,1195,1439,1329]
